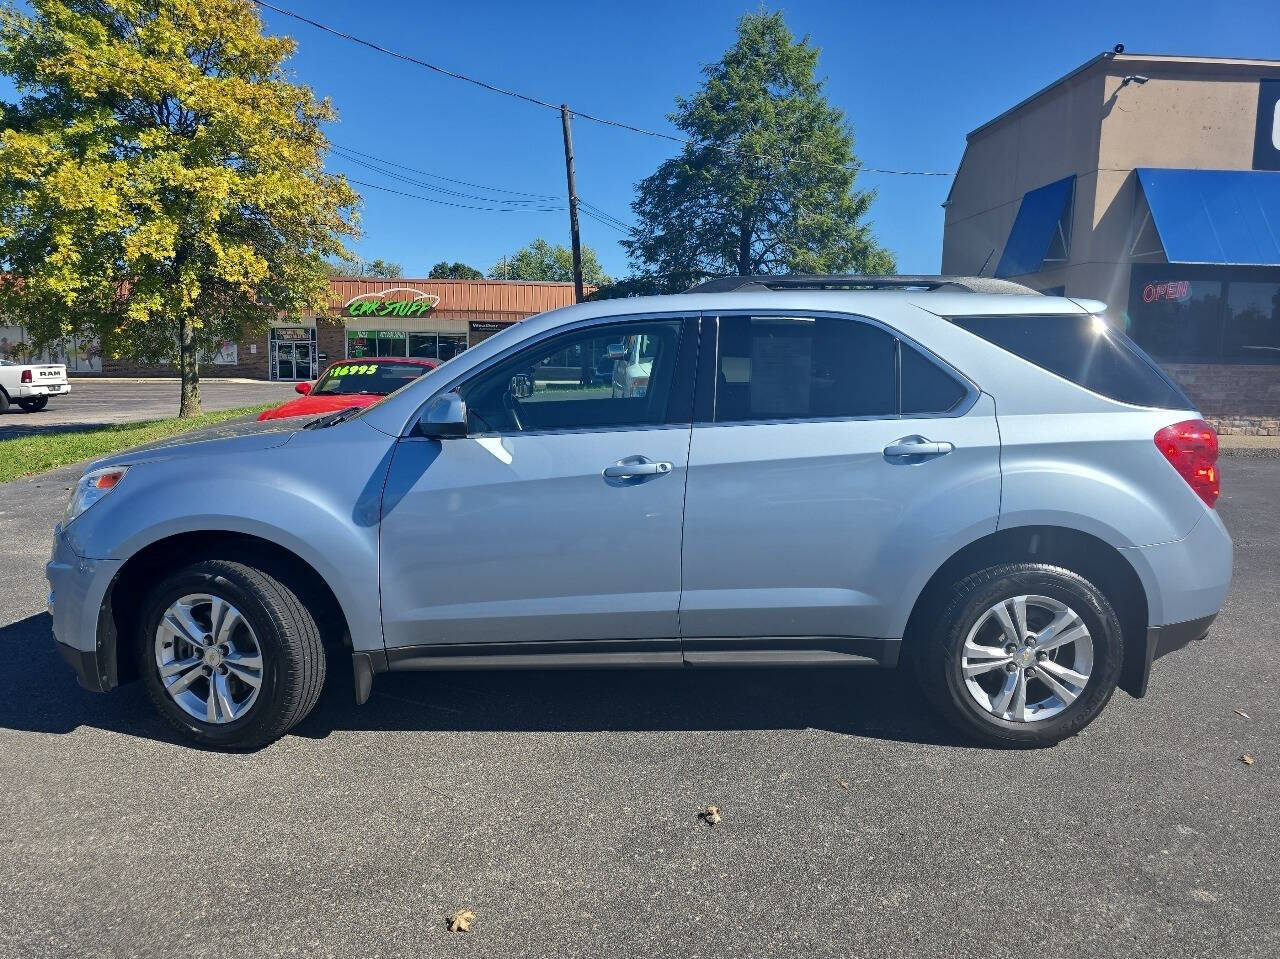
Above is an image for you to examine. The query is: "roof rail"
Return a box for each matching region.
[686,274,1040,295]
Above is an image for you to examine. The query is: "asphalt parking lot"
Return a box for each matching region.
[1,457,1277,959]
[0,378,297,440]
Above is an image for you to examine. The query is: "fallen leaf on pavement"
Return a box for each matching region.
[699,804,722,827]
[1241,754,1255,766]
[1234,709,1251,719]
[446,909,475,933]
[836,779,850,789]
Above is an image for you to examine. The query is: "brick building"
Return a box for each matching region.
[1,277,585,381]
[942,51,1280,433]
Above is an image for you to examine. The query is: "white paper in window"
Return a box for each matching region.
[750,332,811,416]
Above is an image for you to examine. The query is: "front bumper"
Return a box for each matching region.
[46,524,122,693]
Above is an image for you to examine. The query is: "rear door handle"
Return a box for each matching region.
[883,436,954,460]
[603,456,674,479]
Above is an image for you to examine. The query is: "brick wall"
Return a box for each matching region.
[1161,363,1280,418]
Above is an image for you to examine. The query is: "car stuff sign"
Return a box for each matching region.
[344,289,441,318]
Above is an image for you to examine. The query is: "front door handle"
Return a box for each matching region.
[602,456,674,479]
[883,436,955,460]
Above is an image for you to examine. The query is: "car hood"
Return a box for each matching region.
[258,392,382,421]
[87,415,303,472]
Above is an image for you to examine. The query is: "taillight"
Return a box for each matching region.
[1154,418,1219,507]
[20,369,31,383]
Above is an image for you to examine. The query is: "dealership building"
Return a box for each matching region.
[942,51,1280,429]
[1,277,584,380]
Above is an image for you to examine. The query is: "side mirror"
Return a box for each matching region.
[605,343,628,361]
[417,392,468,439]
[295,382,312,395]
[509,373,534,399]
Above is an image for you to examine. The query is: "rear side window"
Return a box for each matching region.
[714,315,896,421]
[951,314,1192,410]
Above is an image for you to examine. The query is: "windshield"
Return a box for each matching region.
[312,362,430,396]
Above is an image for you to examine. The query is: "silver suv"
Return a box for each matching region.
[47,276,1233,750]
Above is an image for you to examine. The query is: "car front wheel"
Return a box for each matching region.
[915,563,1123,747]
[139,558,326,750]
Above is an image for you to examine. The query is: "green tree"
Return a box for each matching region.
[429,260,483,280]
[0,0,359,416]
[324,257,403,278]
[490,238,611,287]
[623,11,895,291]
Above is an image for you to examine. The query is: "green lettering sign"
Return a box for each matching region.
[345,292,439,318]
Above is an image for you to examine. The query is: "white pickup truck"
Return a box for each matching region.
[0,358,70,412]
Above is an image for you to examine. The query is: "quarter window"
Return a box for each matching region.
[460,319,687,433]
[901,342,968,414]
[952,314,1191,409]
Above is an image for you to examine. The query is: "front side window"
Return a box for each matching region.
[712,315,898,422]
[460,319,687,434]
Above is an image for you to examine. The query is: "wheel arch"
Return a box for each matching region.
[100,530,352,687]
[902,525,1151,698]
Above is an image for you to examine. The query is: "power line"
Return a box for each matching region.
[346,177,563,213]
[329,142,561,200]
[329,149,558,207]
[577,198,633,232]
[249,1,952,179]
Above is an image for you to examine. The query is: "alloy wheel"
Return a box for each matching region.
[154,592,264,724]
[960,594,1093,723]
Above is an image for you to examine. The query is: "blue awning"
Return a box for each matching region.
[1136,168,1280,265]
[995,175,1075,278]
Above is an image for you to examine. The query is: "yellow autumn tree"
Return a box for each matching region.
[0,0,359,415]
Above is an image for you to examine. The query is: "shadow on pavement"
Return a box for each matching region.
[1,611,964,748]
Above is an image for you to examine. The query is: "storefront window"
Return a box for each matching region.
[438,335,467,360]
[347,331,407,358]
[1127,269,1280,364]
[408,333,437,359]
[1127,277,1223,360]
[1223,282,1280,362]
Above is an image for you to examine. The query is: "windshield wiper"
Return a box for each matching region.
[303,406,361,429]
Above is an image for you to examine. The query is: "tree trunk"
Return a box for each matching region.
[737,217,753,275]
[178,314,202,418]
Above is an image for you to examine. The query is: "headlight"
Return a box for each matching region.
[64,466,128,525]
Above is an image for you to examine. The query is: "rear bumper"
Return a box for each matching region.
[11,383,69,397]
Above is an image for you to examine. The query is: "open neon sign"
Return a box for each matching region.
[1142,280,1191,303]
[344,289,441,318]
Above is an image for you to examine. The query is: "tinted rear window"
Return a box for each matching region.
[951,314,1193,410]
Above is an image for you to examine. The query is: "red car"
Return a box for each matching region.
[258,356,438,421]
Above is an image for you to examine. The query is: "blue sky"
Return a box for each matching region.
[9,1,1280,279]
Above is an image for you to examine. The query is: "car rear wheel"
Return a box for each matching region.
[915,563,1123,747]
[17,396,49,412]
[139,558,326,750]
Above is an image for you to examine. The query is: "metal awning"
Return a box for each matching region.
[1136,168,1280,265]
[995,176,1075,278]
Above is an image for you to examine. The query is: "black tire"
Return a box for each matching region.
[17,396,49,412]
[0,390,9,413]
[913,563,1123,748]
[139,558,326,750]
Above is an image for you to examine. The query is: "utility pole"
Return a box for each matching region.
[560,103,584,303]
